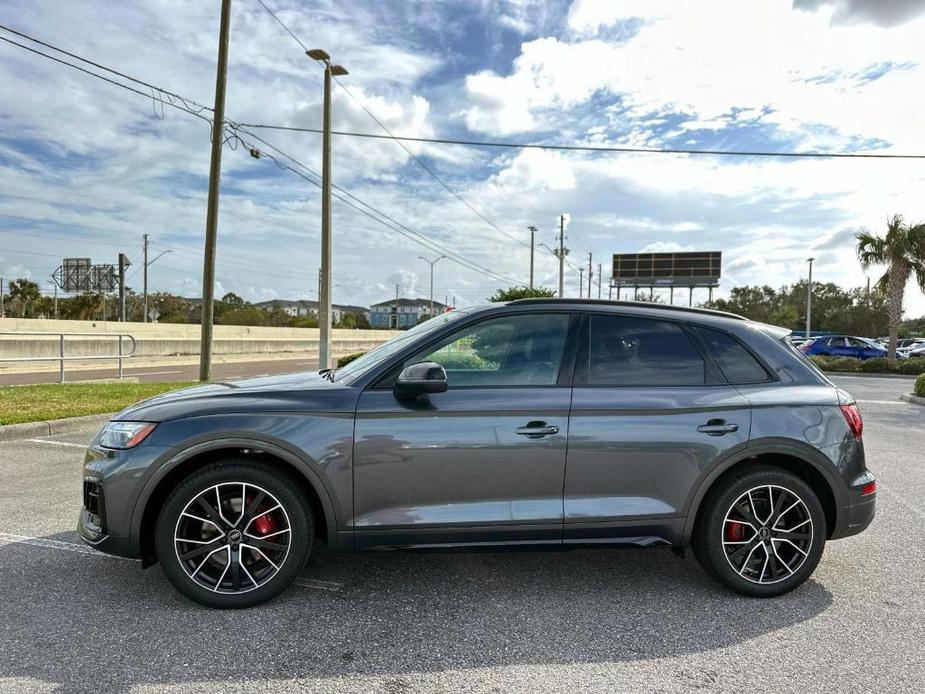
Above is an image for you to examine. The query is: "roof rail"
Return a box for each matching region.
[505,298,747,320]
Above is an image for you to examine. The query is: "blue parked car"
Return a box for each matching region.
[800,335,887,360]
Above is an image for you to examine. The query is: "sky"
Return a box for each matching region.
[1,0,925,314]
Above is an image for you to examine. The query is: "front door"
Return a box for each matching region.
[353,311,576,549]
[563,313,751,544]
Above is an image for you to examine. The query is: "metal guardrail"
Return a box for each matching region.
[0,331,136,383]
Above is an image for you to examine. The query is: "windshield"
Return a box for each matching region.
[333,308,480,383]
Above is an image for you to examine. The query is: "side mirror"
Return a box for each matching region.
[394,361,448,401]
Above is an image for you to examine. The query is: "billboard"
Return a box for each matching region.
[59,257,92,292]
[611,251,721,288]
[52,259,116,293]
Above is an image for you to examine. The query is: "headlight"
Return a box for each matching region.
[98,421,157,449]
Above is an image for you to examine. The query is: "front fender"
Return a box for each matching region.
[128,413,354,558]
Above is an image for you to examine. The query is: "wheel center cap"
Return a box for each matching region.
[228,529,243,544]
[758,527,771,540]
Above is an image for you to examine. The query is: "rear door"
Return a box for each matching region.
[563,313,752,543]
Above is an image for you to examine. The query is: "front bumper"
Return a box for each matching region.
[77,437,171,561]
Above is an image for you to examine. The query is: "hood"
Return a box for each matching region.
[113,370,360,422]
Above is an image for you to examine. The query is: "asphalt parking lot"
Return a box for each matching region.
[0,374,922,693]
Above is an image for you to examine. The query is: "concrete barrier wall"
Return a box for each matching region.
[0,318,400,360]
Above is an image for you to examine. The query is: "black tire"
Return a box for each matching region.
[155,459,313,608]
[693,465,826,597]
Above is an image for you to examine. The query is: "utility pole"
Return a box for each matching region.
[527,225,537,289]
[118,253,129,322]
[142,235,171,323]
[48,279,58,319]
[579,267,584,297]
[597,263,602,299]
[587,252,593,299]
[0,276,4,318]
[419,254,446,318]
[805,257,815,338]
[557,214,566,297]
[198,0,232,382]
[143,234,149,322]
[307,48,348,370]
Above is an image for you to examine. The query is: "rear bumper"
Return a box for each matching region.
[833,495,876,539]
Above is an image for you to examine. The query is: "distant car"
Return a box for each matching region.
[789,336,811,347]
[907,342,925,358]
[800,335,887,360]
[897,338,925,357]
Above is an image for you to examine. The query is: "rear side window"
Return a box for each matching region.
[695,327,769,383]
[588,315,706,386]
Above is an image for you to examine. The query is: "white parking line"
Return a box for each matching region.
[25,439,87,449]
[0,532,131,559]
[0,531,347,592]
[294,577,343,592]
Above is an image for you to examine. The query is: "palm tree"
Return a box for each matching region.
[856,215,925,362]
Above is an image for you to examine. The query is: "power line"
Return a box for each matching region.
[254,0,308,51]
[235,123,925,160]
[0,35,213,127]
[251,0,533,251]
[232,125,523,285]
[0,23,213,114]
[0,23,523,286]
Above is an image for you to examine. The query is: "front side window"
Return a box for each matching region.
[405,313,570,387]
[587,315,706,386]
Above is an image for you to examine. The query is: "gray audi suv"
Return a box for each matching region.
[79,299,876,608]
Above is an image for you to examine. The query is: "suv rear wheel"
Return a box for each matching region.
[154,459,313,608]
[694,465,826,597]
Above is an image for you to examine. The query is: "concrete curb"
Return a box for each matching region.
[899,393,925,406]
[0,413,113,443]
[823,371,919,380]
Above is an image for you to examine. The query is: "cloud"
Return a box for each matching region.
[793,0,925,28]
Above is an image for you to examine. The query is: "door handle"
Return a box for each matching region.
[697,419,739,436]
[516,421,560,439]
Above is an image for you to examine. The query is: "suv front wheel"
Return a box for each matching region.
[154,459,313,608]
[694,466,826,597]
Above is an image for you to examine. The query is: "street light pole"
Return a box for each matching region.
[587,252,593,299]
[198,0,232,382]
[527,226,537,289]
[307,49,348,370]
[419,254,446,317]
[805,257,815,338]
[558,215,566,298]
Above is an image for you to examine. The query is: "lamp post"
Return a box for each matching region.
[307,48,348,370]
[805,257,815,338]
[527,225,537,289]
[419,254,446,318]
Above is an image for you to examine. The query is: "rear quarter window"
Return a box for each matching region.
[694,327,770,383]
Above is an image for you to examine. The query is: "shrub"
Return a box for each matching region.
[915,373,925,397]
[809,355,861,372]
[896,357,925,375]
[336,351,365,367]
[860,357,889,372]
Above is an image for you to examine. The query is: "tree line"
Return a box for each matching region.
[0,283,370,329]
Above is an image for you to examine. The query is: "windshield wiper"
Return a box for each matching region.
[318,367,336,381]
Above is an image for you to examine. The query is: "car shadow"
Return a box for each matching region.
[0,532,834,692]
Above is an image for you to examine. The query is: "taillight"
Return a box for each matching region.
[861,480,877,496]
[840,403,863,439]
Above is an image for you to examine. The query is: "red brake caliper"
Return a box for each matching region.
[726,521,745,542]
[245,495,277,535]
